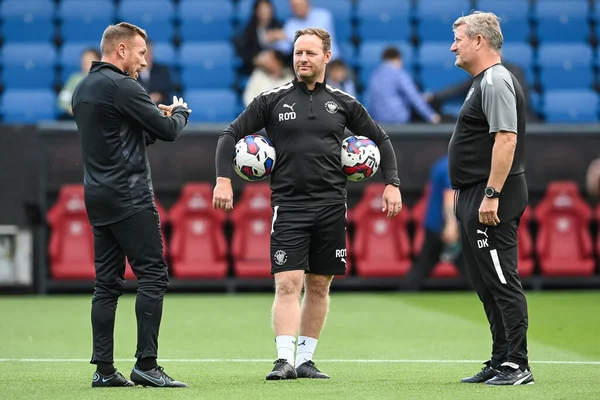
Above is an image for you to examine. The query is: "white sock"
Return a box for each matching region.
[275,336,296,366]
[295,336,318,367]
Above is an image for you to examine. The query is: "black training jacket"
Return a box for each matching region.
[216,78,400,207]
[72,61,189,226]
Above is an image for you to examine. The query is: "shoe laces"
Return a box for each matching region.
[496,366,518,378]
[156,366,173,381]
[273,359,288,365]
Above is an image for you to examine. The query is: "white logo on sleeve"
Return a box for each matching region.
[477,228,489,248]
[279,103,296,121]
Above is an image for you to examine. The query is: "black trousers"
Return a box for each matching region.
[402,229,466,291]
[90,207,169,364]
[455,174,529,370]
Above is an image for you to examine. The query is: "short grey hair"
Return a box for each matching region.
[453,11,503,53]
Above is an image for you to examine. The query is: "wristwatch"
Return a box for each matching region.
[484,186,502,198]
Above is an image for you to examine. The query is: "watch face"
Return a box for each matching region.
[485,187,494,197]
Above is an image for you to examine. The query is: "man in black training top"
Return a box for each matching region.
[72,22,190,388]
[213,27,402,380]
[448,12,533,385]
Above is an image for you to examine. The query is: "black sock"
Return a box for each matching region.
[137,357,158,371]
[96,362,116,376]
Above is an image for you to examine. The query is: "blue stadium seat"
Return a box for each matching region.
[58,0,114,42]
[183,89,239,122]
[475,0,531,42]
[311,0,353,42]
[542,89,598,123]
[418,42,470,92]
[117,0,175,42]
[533,1,590,42]
[58,42,99,84]
[415,0,472,42]
[0,43,56,89]
[0,0,55,42]
[356,0,411,41]
[178,42,236,89]
[0,89,57,123]
[537,43,593,90]
[339,42,355,63]
[501,42,534,86]
[357,41,414,88]
[178,0,234,42]
[236,0,291,25]
[152,42,177,66]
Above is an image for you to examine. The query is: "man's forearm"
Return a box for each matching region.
[487,132,516,191]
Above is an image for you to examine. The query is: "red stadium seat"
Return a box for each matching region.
[231,183,273,278]
[124,199,169,280]
[351,183,412,277]
[534,181,595,276]
[47,184,95,279]
[168,183,228,279]
[410,183,460,278]
[517,206,534,277]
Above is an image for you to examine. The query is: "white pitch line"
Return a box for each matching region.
[0,359,599,365]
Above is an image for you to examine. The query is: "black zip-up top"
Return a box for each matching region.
[72,61,190,226]
[216,78,401,207]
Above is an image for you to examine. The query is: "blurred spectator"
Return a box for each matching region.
[243,50,294,106]
[424,61,539,122]
[367,47,440,124]
[326,59,356,97]
[235,0,286,76]
[274,0,340,61]
[57,47,101,117]
[586,157,600,199]
[137,40,174,105]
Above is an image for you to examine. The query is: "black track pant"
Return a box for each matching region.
[90,207,169,364]
[455,174,529,370]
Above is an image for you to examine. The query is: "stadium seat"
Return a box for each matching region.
[475,0,531,42]
[178,42,236,89]
[357,41,414,87]
[183,89,239,123]
[0,0,55,42]
[501,42,534,85]
[351,184,412,277]
[311,0,353,43]
[58,42,100,84]
[542,89,598,123]
[117,0,174,42]
[534,181,595,276]
[47,185,95,280]
[58,0,114,42]
[517,206,534,277]
[0,89,56,123]
[356,0,411,41]
[418,42,471,92]
[410,183,460,278]
[124,198,169,280]
[414,0,472,42]
[230,183,273,278]
[168,183,229,279]
[533,1,590,43]
[178,0,234,42]
[0,43,56,89]
[151,42,177,67]
[538,43,593,90]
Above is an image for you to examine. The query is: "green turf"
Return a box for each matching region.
[1,291,599,399]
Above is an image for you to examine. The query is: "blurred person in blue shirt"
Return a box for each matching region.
[367,47,440,124]
[402,155,466,291]
[326,59,356,97]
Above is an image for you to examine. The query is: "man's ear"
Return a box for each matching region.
[118,42,126,58]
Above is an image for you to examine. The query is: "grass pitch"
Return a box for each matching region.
[1,291,599,399]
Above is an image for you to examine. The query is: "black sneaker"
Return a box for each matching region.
[296,360,330,379]
[130,365,188,388]
[486,362,534,386]
[461,360,499,383]
[266,359,298,380]
[92,371,134,388]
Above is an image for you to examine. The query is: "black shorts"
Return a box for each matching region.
[270,203,347,275]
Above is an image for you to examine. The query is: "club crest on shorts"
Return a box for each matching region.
[325,101,339,114]
[274,250,288,265]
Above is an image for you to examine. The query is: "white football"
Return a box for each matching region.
[233,134,276,181]
[341,136,380,182]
